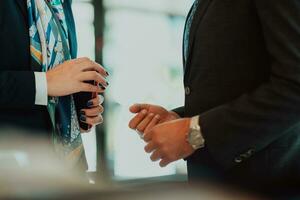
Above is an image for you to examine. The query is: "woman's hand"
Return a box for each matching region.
[46,57,109,97]
[80,95,104,133]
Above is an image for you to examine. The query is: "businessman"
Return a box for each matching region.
[0,0,107,164]
[129,0,300,195]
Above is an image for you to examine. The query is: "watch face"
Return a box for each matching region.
[189,130,202,148]
[189,130,198,145]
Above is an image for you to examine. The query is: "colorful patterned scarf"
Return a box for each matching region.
[27,0,83,163]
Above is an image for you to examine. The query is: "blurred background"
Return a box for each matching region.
[0,1,271,199]
[72,0,194,181]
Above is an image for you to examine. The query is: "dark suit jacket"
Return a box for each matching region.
[0,0,77,135]
[174,0,300,195]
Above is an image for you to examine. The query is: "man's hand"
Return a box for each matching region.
[80,95,104,133]
[46,57,109,97]
[143,118,195,167]
[129,104,180,134]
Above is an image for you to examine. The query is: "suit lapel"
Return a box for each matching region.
[63,0,78,59]
[185,0,212,70]
[182,5,195,68]
[15,0,27,19]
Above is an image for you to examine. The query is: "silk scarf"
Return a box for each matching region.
[27,0,83,163]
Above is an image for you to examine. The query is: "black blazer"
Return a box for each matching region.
[0,0,77,134]
[175,0,300,194]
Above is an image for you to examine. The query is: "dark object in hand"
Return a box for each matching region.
[73,81,97,131]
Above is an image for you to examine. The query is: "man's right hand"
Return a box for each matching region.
[46,57,109,97]
[129,104,180,135]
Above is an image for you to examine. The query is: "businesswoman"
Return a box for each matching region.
[0,0,108,164]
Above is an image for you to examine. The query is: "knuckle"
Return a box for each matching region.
[91,117,98,125]
[99,106,104,113]
[85,109,91,116]
[161,147,168,155]
[98,117,103,124]
[166,153,176,161]
[154,140,162,147]
[136,126,143,133]
[64,60,71,65]
[87,84,94,91]
[92,72,98,79]
[85,118,91,125]
[169,155,176,161]
[165,155,172,161]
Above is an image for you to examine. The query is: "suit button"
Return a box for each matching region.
[248,149,255,154]
[234,156,243,163]
[245,149,255,158]
[185,87,191,95]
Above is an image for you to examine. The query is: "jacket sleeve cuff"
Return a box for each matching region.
[199,107,257,170]
[172,106,185,118]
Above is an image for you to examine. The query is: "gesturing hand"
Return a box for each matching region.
[128,104,180,135]
[46,57,109,97]
[142,118,195,167]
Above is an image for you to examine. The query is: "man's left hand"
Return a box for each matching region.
[143,118,195,167]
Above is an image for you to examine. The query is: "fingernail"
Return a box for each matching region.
[87,101,93,107]
[99,84,106,90]
[80,115,86,122]
[106,81,109,86]
[80,110,85,115]
[155,115,160,119]
[106,71,109,76]
[142,109,147,114]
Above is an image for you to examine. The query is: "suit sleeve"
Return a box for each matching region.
[0,71,36,108]
[199,0,300,169]
[172,106,185,118]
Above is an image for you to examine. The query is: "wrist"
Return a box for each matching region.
[183,118,196,157]
[45,71,54,97]
[186,116,205,150]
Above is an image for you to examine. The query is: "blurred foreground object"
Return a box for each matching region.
[0,128,264,200]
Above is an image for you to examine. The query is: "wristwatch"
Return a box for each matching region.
[187,116,205,150]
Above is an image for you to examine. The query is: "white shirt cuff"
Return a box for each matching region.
[34,72,48,106]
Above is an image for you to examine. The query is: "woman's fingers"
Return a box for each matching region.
[81,105,104,117]
[80,82,104,93]
[86,95,104,108]
[80,114,103,126]
[79,95,105,126]
[79,71,108,87]
[77,58,108,78]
